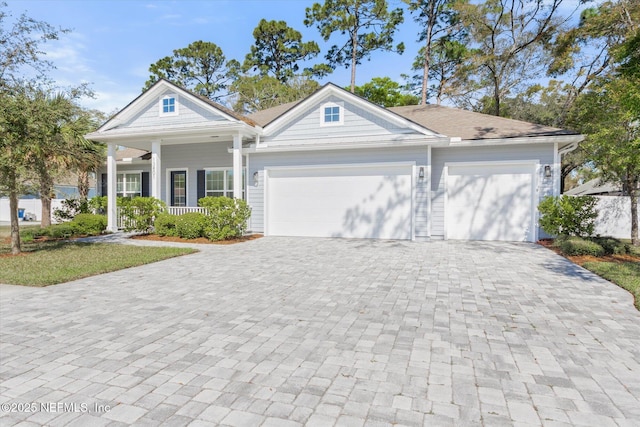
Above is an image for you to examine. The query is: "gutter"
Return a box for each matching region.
[450,134,584,147]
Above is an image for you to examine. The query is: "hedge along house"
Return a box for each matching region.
[87,79,583,242]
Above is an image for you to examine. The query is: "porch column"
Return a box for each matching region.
[107,143,117,232]
[233,133,242,199]
[151,140,162,200]
[426,145,432,238]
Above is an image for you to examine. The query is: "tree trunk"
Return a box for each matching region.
[350,30,358,93]
[629,176,639,246]
[39,171,54,228]
[421,0,437,105]
[493,76,501,116]
[78,170,89,201]
[9,179,22,255]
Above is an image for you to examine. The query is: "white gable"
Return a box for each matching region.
[261,84,447,147]
[96,80,245,134]
[115,88,231,130]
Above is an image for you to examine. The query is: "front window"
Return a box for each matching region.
[205,168,245,198]
[162,97,175,113]
[324,106,340,123]
[117,173,141,198]
[159,95,178,116]
[320,103,343,126]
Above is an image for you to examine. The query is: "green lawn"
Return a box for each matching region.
[0,241,197,286]
[582,261,640,310]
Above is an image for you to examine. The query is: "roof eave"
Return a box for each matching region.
[86,121,259,144]
[450,133,584,147]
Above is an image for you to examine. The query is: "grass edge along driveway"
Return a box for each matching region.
[0,242,198,286]
[582,260,640,310]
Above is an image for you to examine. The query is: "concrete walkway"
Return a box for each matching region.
[1,237,639,426]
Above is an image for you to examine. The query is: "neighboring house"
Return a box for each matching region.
[87,79,583,242]
[0,172,97,222]
[564,178,624,196]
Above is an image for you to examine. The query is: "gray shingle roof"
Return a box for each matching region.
[246,100,578,140]
[389,104,576,140]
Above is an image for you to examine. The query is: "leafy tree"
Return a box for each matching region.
[570,75,640,245]
[25,87,96,228]
[0,2,67,88]
[305,0,404,92]
[144,41,239,102]
[0,88,36,254]
[352,77,419,107]
[455,0,567,116]
[243,19,326,82]
[66,109,106,201]
[0,4,68,254]
[408,37,476,105]
[231,74,319,114]
[549,1,638,119]
[548,0,639,217]
[403,0,467,104]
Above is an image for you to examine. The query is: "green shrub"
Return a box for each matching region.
[19,227,48,242]
[45,223,76,239]
[175,212,207,239]
[53,198,90,222]
[118,197,166,233]
[538,195,598,237]
[89,196,108,214]
[555,236,605,257]
[198,196,251,241]
[70,213,107,235]
[154,213,179,237]
[590,237,630,255]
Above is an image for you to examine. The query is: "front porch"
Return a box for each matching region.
[103,135,251,231]
[85,79,261,232]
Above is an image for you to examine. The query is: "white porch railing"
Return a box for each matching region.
[116,207,137,230]
[167,206,208,215]
[116,206,210,230]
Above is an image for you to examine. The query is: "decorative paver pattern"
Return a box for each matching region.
[1,237,639,426]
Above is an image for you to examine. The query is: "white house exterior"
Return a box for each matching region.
[87,79,583,242]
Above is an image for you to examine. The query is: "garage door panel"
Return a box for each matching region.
[446,163,535,242]
[267,165,413,240]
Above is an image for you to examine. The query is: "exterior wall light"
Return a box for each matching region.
[544,165,552,178]
[253,171,259,186]
[419,167,425,180]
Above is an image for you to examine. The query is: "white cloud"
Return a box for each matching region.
[81,89,141,115]
[45,33,94,75]
[160,13,181,20]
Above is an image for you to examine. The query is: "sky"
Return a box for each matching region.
[6,0,589,114]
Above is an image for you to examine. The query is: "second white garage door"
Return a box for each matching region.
[266,163,414,240]
[446,162,537,242]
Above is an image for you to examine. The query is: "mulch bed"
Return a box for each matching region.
[130,234,263,245]
[537,238,640,266]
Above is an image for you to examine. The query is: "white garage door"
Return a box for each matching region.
[267,164,413,240]
[446,162,536,242]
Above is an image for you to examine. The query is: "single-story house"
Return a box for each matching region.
[86,79,583,242]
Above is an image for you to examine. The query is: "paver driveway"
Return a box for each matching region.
[1,238,639,426]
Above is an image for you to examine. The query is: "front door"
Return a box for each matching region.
[170,170,187,206]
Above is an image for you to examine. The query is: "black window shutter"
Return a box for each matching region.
[101,173,108,196]
[197,170,205,202]
[142,172,150,197]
